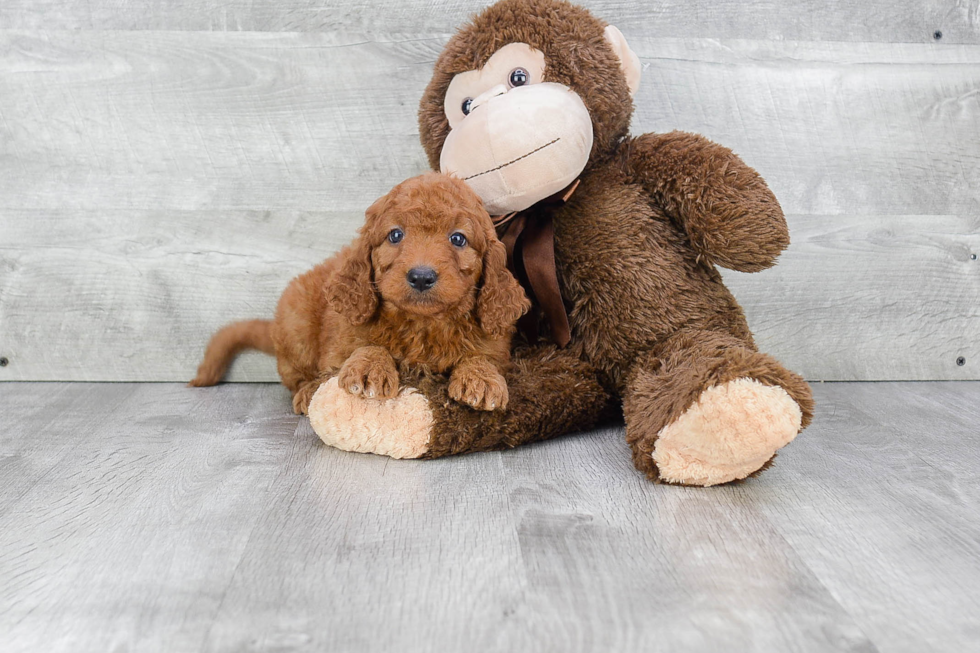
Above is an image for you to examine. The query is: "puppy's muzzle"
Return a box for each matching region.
[407,267,438,292]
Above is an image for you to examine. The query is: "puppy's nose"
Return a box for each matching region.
[407,267,438,292]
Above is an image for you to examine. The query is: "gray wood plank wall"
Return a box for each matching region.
[1,1,978,382]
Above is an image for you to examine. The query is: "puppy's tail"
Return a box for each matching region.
[189,319,275,387]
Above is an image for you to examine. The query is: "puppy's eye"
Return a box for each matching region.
[387,228,404,244]
[449,232,467,248]
[509,68,529,87]
[461,98,473,115]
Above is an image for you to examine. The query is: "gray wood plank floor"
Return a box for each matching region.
[1,381,978,652]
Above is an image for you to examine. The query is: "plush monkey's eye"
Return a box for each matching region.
[450,232,467,248]
[461,98,473,115]
[387,228,404,244]
[509,68,529,87]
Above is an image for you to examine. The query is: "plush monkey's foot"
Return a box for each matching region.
[307,377,432,459]
[653,378,802,487]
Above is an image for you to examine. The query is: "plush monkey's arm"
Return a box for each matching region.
[626,131,789,272]
[308,345,615,459]
[412,346,614,457]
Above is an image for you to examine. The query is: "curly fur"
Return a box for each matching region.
[326,229,378,326]
[191,173,530,414]
[477,230,529,337]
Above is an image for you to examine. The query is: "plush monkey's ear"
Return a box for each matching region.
[477,225,531,338]
[326,197,387,325]
[604,25,641,97]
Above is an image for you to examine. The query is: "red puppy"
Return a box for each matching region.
[191,173,530,414]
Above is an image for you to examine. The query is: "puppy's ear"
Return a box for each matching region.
[326,197,385,325]
[477,224,531,337]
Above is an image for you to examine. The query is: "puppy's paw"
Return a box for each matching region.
[338,349,399,400]
[292,381,321,415]
[449,368,508,411]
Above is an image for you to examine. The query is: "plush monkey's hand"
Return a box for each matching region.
[628,131,789,272]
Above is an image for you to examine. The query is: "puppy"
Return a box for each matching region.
[191,173,530,415]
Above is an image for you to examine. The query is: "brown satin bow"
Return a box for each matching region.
[492,179,579,348]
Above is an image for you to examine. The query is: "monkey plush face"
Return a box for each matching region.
[439,43,594,215]
[418,0,641,215]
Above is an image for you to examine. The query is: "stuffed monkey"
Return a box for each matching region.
[309,0,813,486]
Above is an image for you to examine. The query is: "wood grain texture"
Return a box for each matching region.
[2,210,977,382]
[0,382,300,653]
[492,428,875,652]
[744,381,980,651]
[0,384,140,515]
[723,213,980,381]
[1,0,978,44]
[1,33,978,381]
[0,31,432,213]
[0,209,356,382]
[1,380,979,651]
[2,33,978,216]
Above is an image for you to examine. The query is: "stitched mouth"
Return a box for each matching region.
[463,137,561,181]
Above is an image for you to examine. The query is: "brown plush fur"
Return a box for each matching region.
[413,344,619,458]
[191,173,529,415]
[622,330,813,482]
[408,0,813,483]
